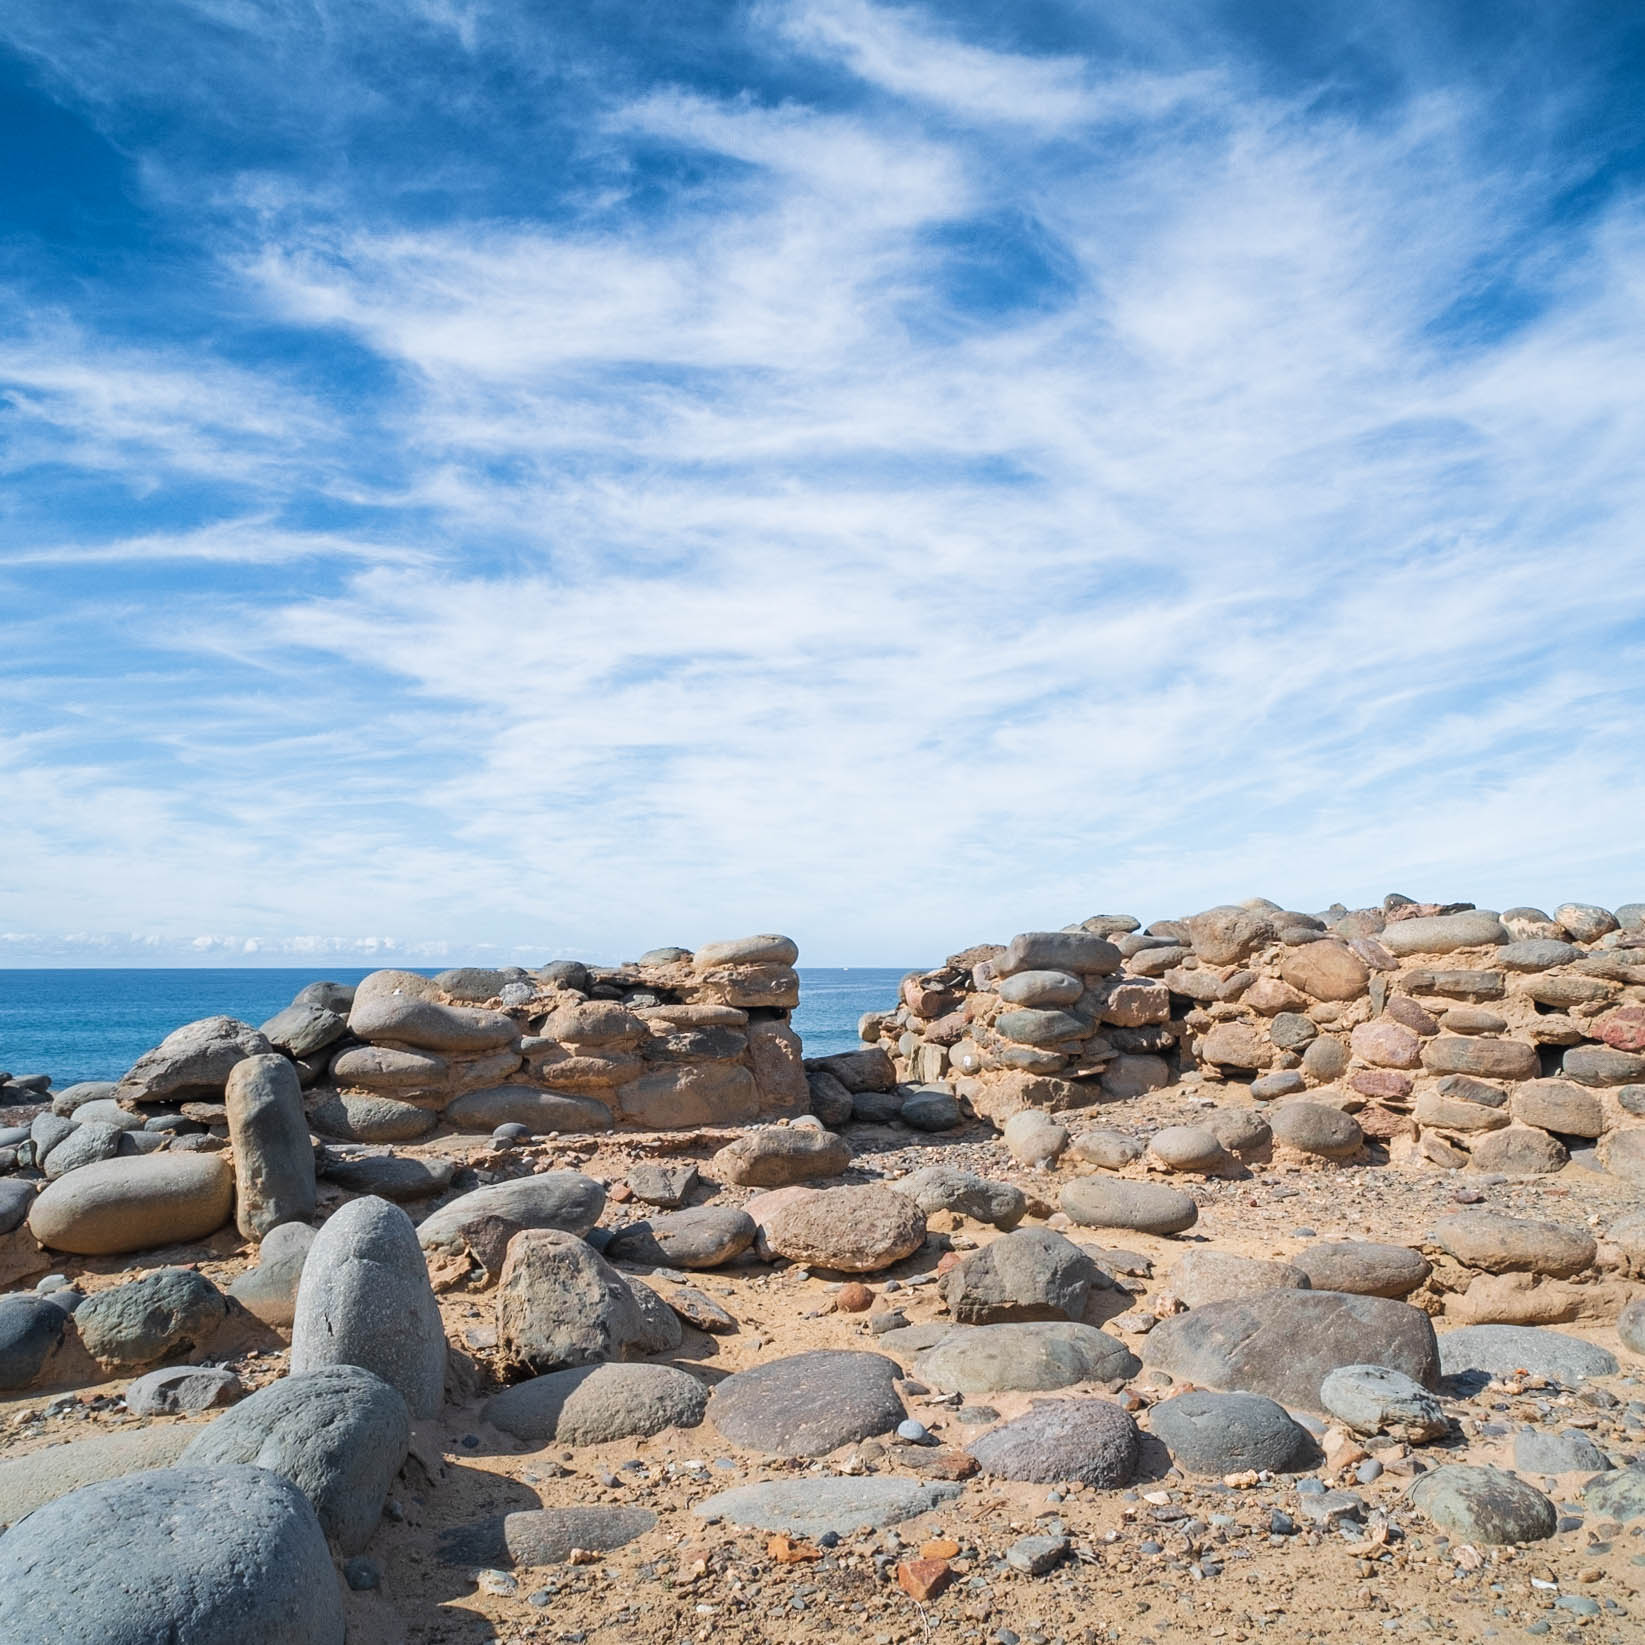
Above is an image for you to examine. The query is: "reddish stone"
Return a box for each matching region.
[1598,1007,1645,1052]
[1350,1069,1413,1100]
[835,1282,874,1312]
[897,1558,953,1602]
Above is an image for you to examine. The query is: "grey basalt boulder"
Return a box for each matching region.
[291,1195,446,1419]
[0,1465,345,1644]
[896,1165,1026,1229]
[967,1397,1140,1485]
[1142,1288,1440,1410]
[1147,1390,1313,1475]
[229,1219,316,1327]
[1437,1324,1617,1384]
[259,1003,349,1059]
[125,1364,243,1416]
[112,1015,274,1104]
[494,1228,651,1373]
[1060,1176,1198,1235]
[1292,1242,1431,1298]
[348,968,518,1053]
[73,1266,227,1370]
[940,1227,1104,1324]
[604,1205,756,1269]
[1319,1364,1448,1440]
[41,1119,124,1180]
[483,1362,708,1445]
[181,1364,411,1555]
[226,1054,316,1238]
[0,1294,69,1391]
[438,1505,656,1567]
[709,1349,905,1457]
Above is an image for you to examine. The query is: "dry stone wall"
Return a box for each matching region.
[89,935,807,1150]
[864,898,1645,1181]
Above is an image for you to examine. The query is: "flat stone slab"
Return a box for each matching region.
[0,1426,194,1527]
[693,1477,963,1536]
[439,1506,656,1567]
[1143,1289,1439,1410]
[708,1349,905,1457]
[914,1322,1138,1395]
[1437,1325,1618,1385]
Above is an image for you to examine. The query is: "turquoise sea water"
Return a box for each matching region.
[0,967,906,1088]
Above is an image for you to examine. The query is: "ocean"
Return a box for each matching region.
[0,967,908,1088]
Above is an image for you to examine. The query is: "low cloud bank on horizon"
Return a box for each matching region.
[3,2,1644,968]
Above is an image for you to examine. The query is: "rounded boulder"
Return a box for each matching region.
[27,1152,233,1256]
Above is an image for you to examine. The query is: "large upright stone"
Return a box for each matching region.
[27,1153,233,1255]
[225,1054,316,1239]
[291,1196,446,1419]
[180,1365,411,1555]
[1143,1289,1439,1409]
[0,1466,345,1645]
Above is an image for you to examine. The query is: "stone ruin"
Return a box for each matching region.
[94,934,808,1146]
[863,897,1645,1185]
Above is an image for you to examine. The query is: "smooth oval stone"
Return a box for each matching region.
[291,1196,446,1420]
[41,1120,124,1181]
[1268,1102,1363,1158]
[1421,1037,1540,1081]
[1292,1242,1431,1298]
[1061,1177,1198,1235]
[444,1086,613,1133]
[1148,1389,1312,1475]
[180,1364,411,1555]
[1436,1324,1617,1384]
[1148,1125,1227,1172]
[228,1220,316,1328]
[484,1362,708,1445]
[996,970,1084,1008]
[1499,939,1581,972]
[1563,1044,1645,1086]
[1380,912,1508,956]
[914,1322,1138,1394]
[1408,1464,1556,1544]
[708,1126,853,1187]
[1071,1128,1145,1170]
[967,1397,1140,1485]
[0,1179,36,1236]
[318,1151,455,1201]
[1509,1079,1605,1138]
[1204,1109,1272,1155]
[1431,1212,1596,1279]
[310,1089,439,1143]
[226,1054,316,1238]
[60,1100,146,1133]
[708,1350,905,1457]
[995,1009,1089,1048]
[27,1152,233,1256]
[0,1465,345,1644]
[604,1206,756,1269]
[348,972,517,1053]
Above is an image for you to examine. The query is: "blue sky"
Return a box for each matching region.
[3,1,1645,967]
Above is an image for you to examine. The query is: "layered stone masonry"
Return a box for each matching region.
[97,934,807,1146]
[864,899,1645,1182]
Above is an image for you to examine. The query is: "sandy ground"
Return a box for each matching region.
[3,1082,1642,1645]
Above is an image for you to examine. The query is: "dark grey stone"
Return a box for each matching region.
[445,1086,613,1133]
[1143,1290,1439,1409]
[0,1294,67,1390]
[709,1350,905,1457]
[318,1150,455,1200]
[1437,1325,1617,1384]
[495,1229,653,1373]
[0,1178,35,1235]
[605,1206,756,1269]
[897,1166,1026,1230]
[1147,1390,1312,1475]
[228,1220,315,1327]
[900,1088,963,1131]
[415,1173,606,1274]
[967,1397,1140,1485]
[291,1196,446,1419]
[1499,940,1581,972]
[260,1004,349,1059]
[181,1364,411,1554]
[114,1015,274,1104]
[940,1227,1104,1324]
[41,1120,124,1180]
[73,1266,227,1370]
[125,1364,243,1415]
[439,1505,655,1567]
[0,1465,344,1644]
